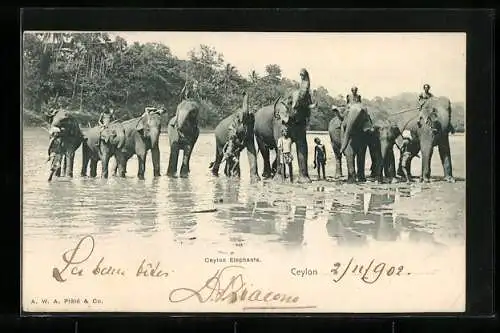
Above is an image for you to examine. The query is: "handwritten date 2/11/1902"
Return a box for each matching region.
[330,258,408,284]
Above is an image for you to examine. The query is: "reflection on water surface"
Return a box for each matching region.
[23,129,465,251]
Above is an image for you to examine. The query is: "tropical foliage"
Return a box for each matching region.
[23,32,465,132]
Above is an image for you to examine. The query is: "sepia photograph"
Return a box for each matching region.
[22,31,466,313]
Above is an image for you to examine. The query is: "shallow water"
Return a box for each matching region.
[22,128,466,312]
[23,128,466,246]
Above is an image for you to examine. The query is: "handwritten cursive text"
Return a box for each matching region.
[169,265,300,305]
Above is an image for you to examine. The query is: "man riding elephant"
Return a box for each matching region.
[96,107,116,146]
[397,95,456,183]
[346,86,362,105]
[297,68,314,120]
[417,84,455,134]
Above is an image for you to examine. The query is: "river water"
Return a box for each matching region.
[22,128,466,313]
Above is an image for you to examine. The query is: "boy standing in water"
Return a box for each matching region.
[313,137,327,180]
[277,126,293,182]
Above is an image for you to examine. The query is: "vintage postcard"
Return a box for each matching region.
[22,31,466,313]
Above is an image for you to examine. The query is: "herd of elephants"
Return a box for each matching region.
[43,79,456,186]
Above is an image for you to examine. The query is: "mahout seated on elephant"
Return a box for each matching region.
[111,106,166,180]
[396,96,455,183]
[209,92,260,181]
[45,108,84,181]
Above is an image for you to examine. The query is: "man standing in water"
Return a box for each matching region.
[313,137,327,180]
[277,126,294,182]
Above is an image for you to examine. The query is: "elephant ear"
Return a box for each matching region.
[361,110,374,133]
[274,101,290,124]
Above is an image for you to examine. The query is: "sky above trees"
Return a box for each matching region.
[110,32,466,103]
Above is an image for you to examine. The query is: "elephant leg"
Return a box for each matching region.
[385,148,397,183]
[257,139,272,178]
[90,159,98,178]
[334,149,343,178]
[151,146,161,177]
[65,150,75,177]
[180,144,195,178]
[295,134,311,183]
[438,135,455,182]
[245,138,260,182]
[271,154,278,176]
[101,154,110,179]
[167,144,179,177]
[356,145,367,182]
[420,144,434,183]
[344,146,356,183]
[211,145,223,177]
[368,146,378,179]
[81,145,89,177]
[115,153,127,178]
[137,153,147,180]
[61,154,67,177]
[234,162,241,178]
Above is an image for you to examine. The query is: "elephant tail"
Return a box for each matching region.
[209,161,215,169]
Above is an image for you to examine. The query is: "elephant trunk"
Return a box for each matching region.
[116,127,126,150]
[340,106,362,154]
[242,92,249,115]
[379,139,391,175]
[149,127,160,148]
[177,104,198,134]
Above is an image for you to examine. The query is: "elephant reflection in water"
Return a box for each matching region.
[326,191,404,246]
[165,179,197,241]
[215,187,306,246]
[213,178,241,207]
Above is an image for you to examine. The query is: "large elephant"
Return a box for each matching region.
[166,99,201,178]
[80,122,126,178]
[45,109,84,181]
[329,104,378,183]
[112,107,166,180]
[209,92,260,181]
[396,96,455,183]
[254,89,316,183]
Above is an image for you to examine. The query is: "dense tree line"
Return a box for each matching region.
[23,32,465,132]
